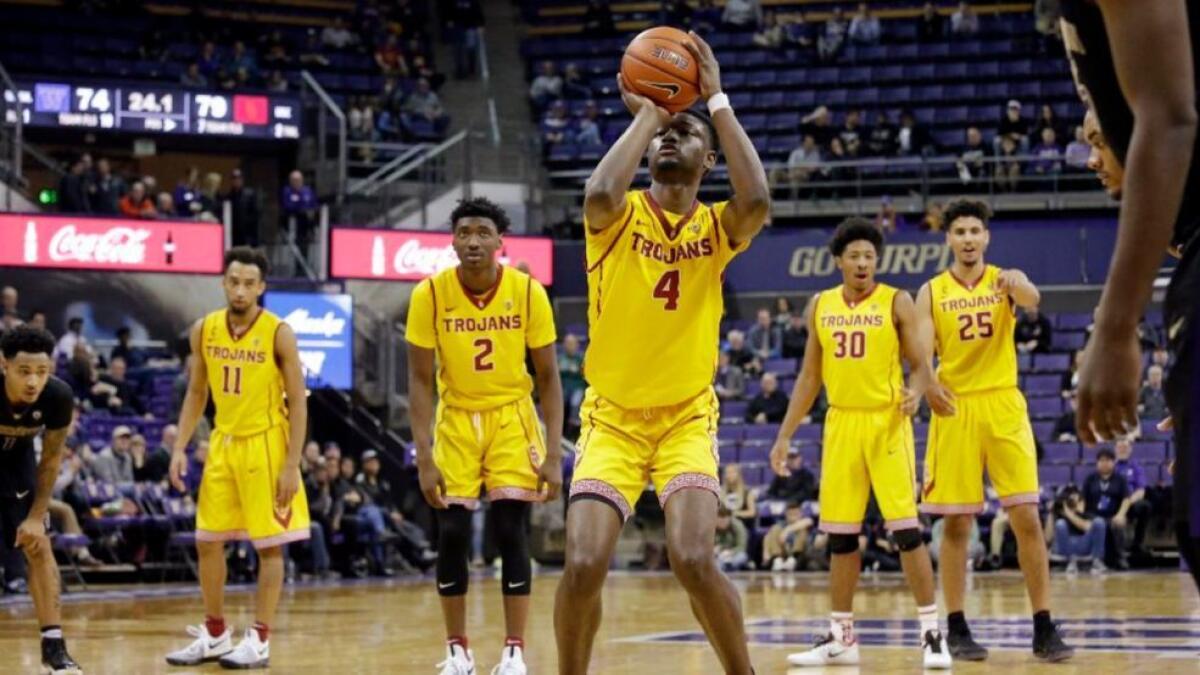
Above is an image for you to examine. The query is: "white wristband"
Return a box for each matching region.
[707,92,731,116]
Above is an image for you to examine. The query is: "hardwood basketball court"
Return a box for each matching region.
[3,570,1197,673]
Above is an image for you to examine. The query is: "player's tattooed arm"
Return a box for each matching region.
[684,31,770,247]
[584,76,668,232]
[772,294,824,476]
[895,290,934,415]
[28,426,68,521]
[915,283,956,416]
[995,268,1039,310]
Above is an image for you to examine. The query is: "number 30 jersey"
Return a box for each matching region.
[202,308,287,435]
[584,190,743,409]
[928,265,1018,394]
[406,265,557,411]
[815,284,903,409]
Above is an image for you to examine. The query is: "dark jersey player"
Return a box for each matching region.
[1059,0,1200,593]
[0,326,82,674]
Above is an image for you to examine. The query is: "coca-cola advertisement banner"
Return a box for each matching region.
[330,228,554,285]
[0,214,224,274]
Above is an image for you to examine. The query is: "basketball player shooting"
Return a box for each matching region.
[1060,0,1200,593]
[0,326,82,674]
[553,31,769,675]
[166,247,311,669]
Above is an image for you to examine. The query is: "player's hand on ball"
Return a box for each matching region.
[900,387,921,416]
[417,461,448,509]
[926,381,957,417]
[276,466,300,509]
[617,73,670,126]
[15,517,46,556]
[1076,329,1140,444]
[537,454,564,502]
[770,439,792,477]
[683,31,721,99]
[168,451,188,493]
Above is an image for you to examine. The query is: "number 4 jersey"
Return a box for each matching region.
[815,284,904,409]
[928,265,1018,394]
[584,190,742,409]
[406,265,557,411]
[202,308,288,435]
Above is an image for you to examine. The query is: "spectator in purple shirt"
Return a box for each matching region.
[1032,127,1063,176]
[281,170,318,251]
[1113,440,1154,563]
[173,167,200,218]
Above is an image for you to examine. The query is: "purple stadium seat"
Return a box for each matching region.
[1039,465,1073,488]
[1051,331,1087,352]
[743,424,781,441]
[1034,353,1072,373]
[717,425,744,442]
[1033,421,1056,441]
[1043,442,1079,465]
[1141,420,1172,442]
[1133,441,1169,462]
[741,464,768,487]
[793,425,822,442]
[739,441,770,464]
[1013,80,1042,99]
[1024,374,1062,396]
[744,381,762,399]
[721,401,749,422]
[1057,313,1093,330]
[755,91,785,110]
[1028,396,1063,419]
[764,358,798,375]
[1017,352,1033,373]
[747,70,778,89]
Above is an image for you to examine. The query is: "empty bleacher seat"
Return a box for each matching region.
[1043,442,1079,465]
[1028,396,1063,420]
[1039,465,1073,488]
[1033,353,1071,373]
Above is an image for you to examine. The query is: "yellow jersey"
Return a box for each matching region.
[815,284,903,409]
[583,190,743,409]
[929,265,1018,394]
[406,264,556,411]
[201,308,288,436]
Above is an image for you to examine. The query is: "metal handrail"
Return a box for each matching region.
[348,143,432,195]
[300,70,347,203]
[0,59,23,211]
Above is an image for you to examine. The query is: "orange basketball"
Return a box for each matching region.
[620,26,701,113]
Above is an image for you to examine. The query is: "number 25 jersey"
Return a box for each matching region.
[928,265,1018,394]
[815,284,903,409]
[584,190,743,409]
[406,265,557,411]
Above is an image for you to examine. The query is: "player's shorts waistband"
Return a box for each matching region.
[950,385,1020,398]
[212,424,285,441]
[827,403,898,413]
[587,386,712,414]
[439,397,527,414]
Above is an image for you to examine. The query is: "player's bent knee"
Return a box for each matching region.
[828,533,859,555]
[668,545,715,584]
[893,528,924,553]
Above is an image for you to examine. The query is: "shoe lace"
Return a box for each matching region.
[924,630,945,653]
[811,633,836,649]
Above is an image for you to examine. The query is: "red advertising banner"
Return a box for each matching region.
[0,214,224,274]
[331,228,554,285]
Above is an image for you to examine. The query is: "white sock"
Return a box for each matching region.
[830,612,854,644]
[41,627,63,640]
[918,604,939,636]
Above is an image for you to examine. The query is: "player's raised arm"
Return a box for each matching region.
[684,31,770,247]
[274,323,308,507]
[583,76,671,231]
[996,268,1040,310]
[771,295,823,476]
[169,320,208,492]
[915,283,956,416]
[895,290,935,416]
[1078,0,1197,444]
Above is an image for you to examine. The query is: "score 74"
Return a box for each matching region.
[74,87,111,112]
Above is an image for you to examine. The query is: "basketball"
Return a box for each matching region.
[620,26,701,113]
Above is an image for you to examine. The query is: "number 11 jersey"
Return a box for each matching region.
[406,265,557,411]
[584,190,743,409]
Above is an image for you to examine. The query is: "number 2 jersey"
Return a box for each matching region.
[406,264,557,411]
[0,373,73,497]
[814,284,904,409]
[928,265,1018,394]
[584,190,743,409]
[201,308,288,436]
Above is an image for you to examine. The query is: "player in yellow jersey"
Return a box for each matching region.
[916,200,1074,662]
[770,219,951,669]
[406,197,563,675]
[165,248,310,670]
[554,32,769,675]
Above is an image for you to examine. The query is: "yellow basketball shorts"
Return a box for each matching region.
[434,396,547,509]
[921,387,1039,514]
[196,425,311,549]
[570,386,721,521]
[819,406,919,533]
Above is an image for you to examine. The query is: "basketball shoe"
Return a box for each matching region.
[217,628,269,669]
[490,644,526,675]
[41,637,83,674]
[165,624,233,666]
[438,643,476,675]
[923,629,953,669]
[786,633,860,666]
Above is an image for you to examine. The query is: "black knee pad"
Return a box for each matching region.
[828,533,859,555]
[436,506,472,596]
[893,527,924,552]
[492,500,532,596]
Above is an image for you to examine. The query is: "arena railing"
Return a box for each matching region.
[300,70,348,205]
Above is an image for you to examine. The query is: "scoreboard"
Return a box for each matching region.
[3,80,301,140]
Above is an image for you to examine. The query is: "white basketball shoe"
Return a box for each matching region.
[787,633,861,666]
